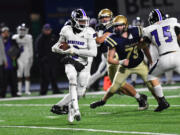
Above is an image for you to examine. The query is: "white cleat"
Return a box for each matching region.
[68,103,74,123]
[17,92,22,96]
[74,109,81,121]
[25,91,31,95]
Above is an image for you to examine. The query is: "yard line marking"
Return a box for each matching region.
[46,116,59,119]
[0,104,180,107]
[0,125,178,135]
[0,120,5,122]
[0,86,179,102]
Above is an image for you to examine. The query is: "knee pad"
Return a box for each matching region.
[66,73,77,85]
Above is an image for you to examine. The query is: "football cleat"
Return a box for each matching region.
[90,100,106,109]
[137,94,149,111]
[17,92,22,96]
[154,97,170,112]
[25,91,31,95]
[51,105,68,115]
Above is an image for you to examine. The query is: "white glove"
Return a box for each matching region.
[62,47,76,55]
[52,44,65,54]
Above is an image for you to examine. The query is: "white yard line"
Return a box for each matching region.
[0,125,178,135]
[0,120,5,122]
[0,86,180,102]
[0,104,180,107]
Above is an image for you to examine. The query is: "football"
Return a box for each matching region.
[59,42,70,50]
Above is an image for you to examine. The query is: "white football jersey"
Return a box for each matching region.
[12,34,33,59]
[59,25,97,64]
[143,18,180,55]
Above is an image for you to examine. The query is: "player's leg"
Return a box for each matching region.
[148,58,170,112]
[51,64,77,117]
[165,70,175,84]
[87,54,107,88]
[91,66,148,110]
[136,62,159,101]
[17,59,24,96]
[76,65,91,121]
[24,60,32,95]
[131,74,137,86]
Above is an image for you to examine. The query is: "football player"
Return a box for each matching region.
[12,23,33,96]
[143,9,180,111]
[90,15,162,111]
[51,9,97,123]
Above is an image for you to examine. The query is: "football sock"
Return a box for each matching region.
[69,84,79,110]
[18,81,22,93]
[154,84,164,98]
[134,93,140,99]
[25,80,30,93]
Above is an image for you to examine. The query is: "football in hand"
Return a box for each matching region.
[59,42,70,50]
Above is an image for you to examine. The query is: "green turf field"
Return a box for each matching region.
[0,86,180,135]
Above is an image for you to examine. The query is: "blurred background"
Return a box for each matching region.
[0,0,179,96]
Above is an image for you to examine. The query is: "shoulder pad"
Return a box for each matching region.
[59,25,72,35]
[83,27,96,39]
[166,17,178,23]
[12,34,18,39]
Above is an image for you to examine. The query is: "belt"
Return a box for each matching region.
[160,51,176,56]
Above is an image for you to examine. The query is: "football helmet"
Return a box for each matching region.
[112,15,128,34]
[17,23,29,37]
[132,16,144,27]
[98,8,113,25]
[71,8,89,31]
[148,9,165,25]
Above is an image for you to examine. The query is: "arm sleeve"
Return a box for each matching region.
[51,27,67,52]
[74,38,97,57]
[0,37,7,63]
[142,27,152,44]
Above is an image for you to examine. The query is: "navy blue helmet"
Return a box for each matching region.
[71,8,89,31]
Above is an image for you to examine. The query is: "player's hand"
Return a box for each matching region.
[52,44,65,54]
[120,59,129,66]
[104,32,111,38]
[62,47,75,55]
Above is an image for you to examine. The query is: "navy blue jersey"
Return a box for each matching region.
[95,23,113,53]
[105,26,144,68]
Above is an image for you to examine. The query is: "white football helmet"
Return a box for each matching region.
[17,23,29,37]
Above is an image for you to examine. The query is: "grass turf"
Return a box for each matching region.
[0,87,180,135]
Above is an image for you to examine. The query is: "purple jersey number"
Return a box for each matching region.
[151,25,173,46]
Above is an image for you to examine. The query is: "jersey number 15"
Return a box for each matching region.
[151,25,173,46]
